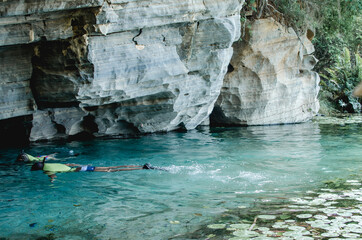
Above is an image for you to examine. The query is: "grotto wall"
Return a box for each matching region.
[0,1,320,143]
[0,0,243,142]
[211,18,320,126]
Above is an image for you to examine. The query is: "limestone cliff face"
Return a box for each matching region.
[0,2,320,144]
[211,18,320,125]
[0,0,243,142]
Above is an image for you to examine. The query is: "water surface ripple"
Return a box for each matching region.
[0,119,361,239]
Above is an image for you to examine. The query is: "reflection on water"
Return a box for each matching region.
[0,119,361,239]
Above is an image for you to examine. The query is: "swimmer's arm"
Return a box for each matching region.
[65,163,82,167]
[40,153,58,160]
[49,174,56,181]
[44,171,57,182]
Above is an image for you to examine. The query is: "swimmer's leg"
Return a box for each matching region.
[108,167,144,172]
[93,167,144,172]
[94,165,143,170]
[44,153,59,160]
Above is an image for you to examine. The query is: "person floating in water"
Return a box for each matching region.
[30,160,163,181]
[16,151,80,163]
[16,152,58,163]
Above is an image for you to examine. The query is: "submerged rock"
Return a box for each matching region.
[172,177,362,240]
[207,224,226,229]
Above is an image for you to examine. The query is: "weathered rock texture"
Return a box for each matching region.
[0,45,35,120]
[0,0,243,142]
[211,18,320,125]
[0,2,320,143]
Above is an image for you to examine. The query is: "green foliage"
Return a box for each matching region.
[242,0,362,113]
[319,48,362,113]
[314,2,362,71]
[312,1,362,113]
[248,0,257,12]
[272,0,308,31]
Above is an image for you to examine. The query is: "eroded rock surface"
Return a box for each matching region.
[212,18,320,125]
[0,45,35,120]
[0,2,320,143]
[0,0,243,142]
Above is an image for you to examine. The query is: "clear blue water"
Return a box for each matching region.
[0,118,361,239]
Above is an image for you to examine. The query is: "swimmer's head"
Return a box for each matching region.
[31,161,45,171]
[16,153,29,162]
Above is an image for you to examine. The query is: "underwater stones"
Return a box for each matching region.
[195,178,362,240]
[351,215,362,222]
[318,193,341,200]
[342,233,360,238]
[321,232,340,237]
[232,229,259,237]
[226,227,237,231]
[308,198,326,206]
[287,226,307,231]
[237,206,247,209]
[291,196,334,207]
[207,224,226,229]
[314,214,328,220]
[229,224,250,229]
[212,17,320,126]
[294,237,313,240]
[253,237,274,240]
[257,215,276,220]
[337,211,353,217]
[296,214,312,219]
[346,180,360,183]
[306,220,329,229]
[323,201,338,207]
[345,223,362,234]
[291,198,309,205]
[255,226,270,232]
[272,223,288,229]
[313,115,362,125]
[279,214,291,220]
[256,229,275,237]
[349,183,362,186]
[285,220,295,223]
[282,229,311,238]
[170,220,180,224]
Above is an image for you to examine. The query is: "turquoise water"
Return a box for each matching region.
[0,118,361,239]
